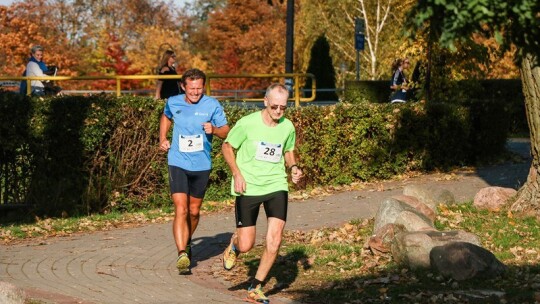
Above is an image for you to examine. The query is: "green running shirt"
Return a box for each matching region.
[225,111,296,196]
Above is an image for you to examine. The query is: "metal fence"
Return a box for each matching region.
[0,73,316,107]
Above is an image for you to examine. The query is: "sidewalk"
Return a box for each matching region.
[0,139,531,304]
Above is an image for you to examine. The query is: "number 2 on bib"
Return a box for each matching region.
[179,134,204,152]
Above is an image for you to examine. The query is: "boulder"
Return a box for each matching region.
[394,210,435,232]
[374,197,434,233]
[392,195,437,222]
[473,187,517,211]
[403,185,456,213]
[430,242,507,281]
[365,223,406,255]
[391,230,480,269]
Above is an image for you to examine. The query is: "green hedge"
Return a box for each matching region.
[344,80,391,103]
[344,79,527,135]
[0,92,510,217]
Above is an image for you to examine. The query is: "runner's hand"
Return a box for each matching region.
[291,167,303,184]
[233,173,246,194]
[159,139,171,151]
[202,122,213,134]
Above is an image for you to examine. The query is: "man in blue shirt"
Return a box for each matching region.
[159,68,230,274]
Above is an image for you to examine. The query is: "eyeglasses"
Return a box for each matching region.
[270,105,287,111]
[171,55,176,58]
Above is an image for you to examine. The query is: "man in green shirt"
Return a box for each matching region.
[221,83,303,303]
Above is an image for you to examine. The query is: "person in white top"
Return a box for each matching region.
[21,45,56,95]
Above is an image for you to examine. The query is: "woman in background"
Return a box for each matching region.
[20,45,57,95]
[155,50,183,100]
[389,58,410,103]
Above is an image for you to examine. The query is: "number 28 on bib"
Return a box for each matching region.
[255,141,283,163]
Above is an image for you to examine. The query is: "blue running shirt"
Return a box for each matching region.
[164,94,228,171]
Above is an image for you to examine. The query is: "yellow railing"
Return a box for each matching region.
[0,73,316,107]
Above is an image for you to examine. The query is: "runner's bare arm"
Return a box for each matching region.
[159,114,172,151]
[222,142,246,193]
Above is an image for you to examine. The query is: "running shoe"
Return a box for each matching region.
[176,252,190,274]
[246,284,269,304]
[222,236,239,270]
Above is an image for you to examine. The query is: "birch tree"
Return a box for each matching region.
[298,0,414,80]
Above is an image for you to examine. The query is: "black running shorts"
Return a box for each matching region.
[234,191,288,228]
[168,165,211,198]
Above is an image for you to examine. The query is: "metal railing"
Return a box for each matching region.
[0,73,316,107]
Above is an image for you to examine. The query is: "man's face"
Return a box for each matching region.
[33,50,43,61]
[182,78,204,103]
[264,90,288,121]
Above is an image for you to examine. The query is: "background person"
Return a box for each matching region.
[20,45,58,95]
[155,50,183,100]
[221,83,303,303]
[159,68,229,274]
[390,58,410,103]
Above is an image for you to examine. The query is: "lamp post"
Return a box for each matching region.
[284,0,294,95]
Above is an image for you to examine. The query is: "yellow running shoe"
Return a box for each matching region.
[246,284,269,304]
[176,252,190,274]
[222,236,239,270]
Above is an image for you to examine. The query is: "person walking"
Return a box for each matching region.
[155,50,183,100]
[221,83,303,303]
[159,68,229,274]
[390,58,410,103]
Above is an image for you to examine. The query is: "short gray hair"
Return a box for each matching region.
[31,45,44,54]
[265,83,289,98]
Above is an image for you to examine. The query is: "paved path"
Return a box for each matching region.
[0,139,531,304]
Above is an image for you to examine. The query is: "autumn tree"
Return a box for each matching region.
[407,0,540,216]
[0,1,78,76]
[200,0,287,93]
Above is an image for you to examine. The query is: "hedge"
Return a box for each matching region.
[0,91,510,217]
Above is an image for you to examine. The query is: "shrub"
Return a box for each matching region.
[0,93,510,218]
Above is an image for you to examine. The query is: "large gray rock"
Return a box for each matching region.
[430,242,507,281]
[0,281,25,304]
[374,197,434,233]
[391,230,481,269]
[365,223,406,255]
[394,210,435,232]
[392,195,437,222]
[473,187,516,211]
[403,185,456,213]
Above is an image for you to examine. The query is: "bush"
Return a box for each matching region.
[344,80,393,103]
[0,93,510,218]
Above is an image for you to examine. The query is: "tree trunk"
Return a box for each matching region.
[511,53,540,216]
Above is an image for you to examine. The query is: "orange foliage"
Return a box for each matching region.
[204,0,287,93]
[0,1,78,77]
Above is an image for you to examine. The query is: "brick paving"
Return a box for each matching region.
[0,139,531,304]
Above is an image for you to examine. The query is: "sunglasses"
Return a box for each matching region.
[270,105,287,111]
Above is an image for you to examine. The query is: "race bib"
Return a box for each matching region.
[255,141,282,163]
[179,134,204,153]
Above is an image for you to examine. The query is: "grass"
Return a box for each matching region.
[216,203,540,304]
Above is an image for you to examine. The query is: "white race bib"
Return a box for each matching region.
[179,134,204,153]
[255,141,283,163]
